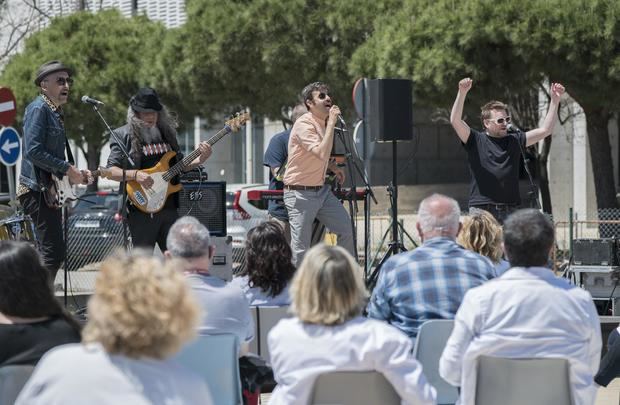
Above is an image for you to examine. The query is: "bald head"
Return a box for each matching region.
[417,194,461,240]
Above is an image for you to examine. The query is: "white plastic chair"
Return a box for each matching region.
[412,319,458,405]
[255,306,290,363]
[310,371,400,405]
[174,334,243,405]
[475,356,572,405]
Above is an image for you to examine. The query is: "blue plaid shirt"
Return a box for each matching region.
[367,237,496,338]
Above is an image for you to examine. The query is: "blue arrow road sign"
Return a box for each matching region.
[0,127,21,166]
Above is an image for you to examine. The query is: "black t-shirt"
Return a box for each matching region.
[463,128,526,206]
[0,316,81,367]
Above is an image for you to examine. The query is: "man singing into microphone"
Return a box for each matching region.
[450,78,565,223]
[283,82,355,265]
[18,60,92,281]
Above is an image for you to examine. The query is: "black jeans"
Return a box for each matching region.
[127,207,179,252]
[19,191,64,281]
[469,204,518,225]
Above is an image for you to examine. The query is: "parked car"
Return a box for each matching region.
[226,183,270,269]
[66,191,125,271]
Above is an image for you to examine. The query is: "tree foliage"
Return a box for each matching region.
[0,9,165,174]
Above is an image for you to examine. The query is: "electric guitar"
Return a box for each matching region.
[48,167,113,208]
[127,112,250,213]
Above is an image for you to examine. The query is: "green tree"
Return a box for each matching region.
[161,0,399,122]
[0,9,166,188]
[351,0,620,210]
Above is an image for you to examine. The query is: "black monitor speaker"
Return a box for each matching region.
[364,78,413,142]
[177,181,226,236]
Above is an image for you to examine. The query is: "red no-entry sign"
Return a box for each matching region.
[0,87,17,127]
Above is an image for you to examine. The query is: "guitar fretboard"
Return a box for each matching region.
[162,125,232,181]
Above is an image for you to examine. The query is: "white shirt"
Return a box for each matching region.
[229,275,291,306]
[185,273,254,343]
[16,343,213,405]
[267,316,437,405]
[439,267,602,405]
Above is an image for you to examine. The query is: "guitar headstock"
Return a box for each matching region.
[226,111,251,132]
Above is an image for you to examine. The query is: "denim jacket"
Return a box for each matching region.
[20,95,71,191]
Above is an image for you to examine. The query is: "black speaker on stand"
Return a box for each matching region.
[177,180,227,237]
[360,78,414,289]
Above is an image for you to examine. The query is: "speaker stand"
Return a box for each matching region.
[366,140,413,290]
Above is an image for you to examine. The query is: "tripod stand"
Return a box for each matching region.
[366,139,416,290]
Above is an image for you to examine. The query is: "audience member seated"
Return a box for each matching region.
[267,244,437,405]
[165,216,254,354]
[439,209,601,405]
[16,249,213,404]
[595,324,620,387]
[457,210,510,275]
[231,221,295,306]
[0,241,81,367]
[367,193,496,339]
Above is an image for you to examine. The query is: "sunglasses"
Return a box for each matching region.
[318,92,331,100]
[53,77,74,86]
[489,116,511,125]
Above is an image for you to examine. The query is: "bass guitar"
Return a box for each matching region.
[126,112,250,213]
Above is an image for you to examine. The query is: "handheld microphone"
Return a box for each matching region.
[337,115,347,127]
[81,95,104,106]
[507,123,520,133]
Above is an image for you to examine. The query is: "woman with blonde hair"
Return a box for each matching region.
[458,210,510,275]
[267,244,436,405]
[17,250,213,405]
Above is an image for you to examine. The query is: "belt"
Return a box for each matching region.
[473,203,518,210]
[285,185,324,191]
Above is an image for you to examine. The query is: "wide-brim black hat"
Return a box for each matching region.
[130,87,163,113]
[34,60,73,86]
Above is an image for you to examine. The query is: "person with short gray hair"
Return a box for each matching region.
[164,216,254,354]
[440,209,601,405]
[166,216,212,258]
[367,193,496,339]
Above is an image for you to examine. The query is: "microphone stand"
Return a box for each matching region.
[513,126,541,210]
[334,119,378,274]
[89,104,134,250]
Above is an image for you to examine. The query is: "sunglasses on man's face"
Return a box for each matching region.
[318,92,331,100]
[489,116,511,125]
[54,77,74,86]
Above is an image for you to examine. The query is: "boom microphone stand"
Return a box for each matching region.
[87,103,134,250]
[334,118,378,270]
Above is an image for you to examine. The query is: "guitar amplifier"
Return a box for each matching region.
[573,238,619,266]
[177,181,226,236]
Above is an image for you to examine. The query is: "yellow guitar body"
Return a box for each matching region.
[126,151,183,214]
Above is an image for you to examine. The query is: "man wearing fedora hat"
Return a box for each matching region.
[18,60,92,280]
[105,87,212,252]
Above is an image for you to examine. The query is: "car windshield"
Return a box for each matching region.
[72,193,118,212]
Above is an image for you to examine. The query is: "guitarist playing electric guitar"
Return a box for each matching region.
[18,60,93,281]
[106,87,212,252]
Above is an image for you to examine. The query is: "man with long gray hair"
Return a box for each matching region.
[106,87,212,252]
[367,194,496,338]
[164,216,254,354]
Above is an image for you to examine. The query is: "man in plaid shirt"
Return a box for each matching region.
[367,194,496,339]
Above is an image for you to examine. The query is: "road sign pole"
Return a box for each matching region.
[6,165,15,206]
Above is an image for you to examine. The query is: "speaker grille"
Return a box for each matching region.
[177,181,226,236]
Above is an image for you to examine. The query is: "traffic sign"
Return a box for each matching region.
[0,87,17,127]
[0,127,21,166]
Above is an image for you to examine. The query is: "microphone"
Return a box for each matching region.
[337,115,347,127]
[81,95,104,106]
[507,123,520,133]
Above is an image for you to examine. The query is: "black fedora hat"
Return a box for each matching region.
[34,60,73,86]
[130,87,163,113]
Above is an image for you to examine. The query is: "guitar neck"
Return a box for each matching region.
[163,125,232,181]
